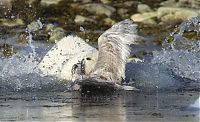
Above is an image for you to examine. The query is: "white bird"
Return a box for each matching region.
[38,19,140,90]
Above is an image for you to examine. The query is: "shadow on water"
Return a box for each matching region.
[80,84,118,96]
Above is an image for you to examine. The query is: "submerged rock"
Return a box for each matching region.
[40,0,63,6]
[160,0,179,7]
[158,7,199,22]
[177,0,200,9]
[130,12,157,24]
[47,27,66,43]
[0,18,24,27]
[0,43,14,57]
[103,18,116,26]
[160,0,200,9]
[131,5,199,25]
[100,0,112,4]
[137,4,152,13]
[80,3,116,17]
[74,15,97,24]
[0,0,12,17]
[81,0,92,3]
[123,1,136,7]
[117,8,129,17]
[16,32,28,44]
[27,20,43,32]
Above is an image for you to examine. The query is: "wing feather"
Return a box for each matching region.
[91,19,139,84]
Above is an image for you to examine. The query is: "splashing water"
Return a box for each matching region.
[0,17,199,92]
[26,19,43,57]
[153,16,200,81]
[126,16,200,91]
[0,20,70,92]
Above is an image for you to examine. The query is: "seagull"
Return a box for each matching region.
[38,19,141,91]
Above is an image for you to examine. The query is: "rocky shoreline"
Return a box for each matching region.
[0,0,199,57]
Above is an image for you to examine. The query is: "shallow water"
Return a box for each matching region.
[0,16,199,122]
[0,91,199,122]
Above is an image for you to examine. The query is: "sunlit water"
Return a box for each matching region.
[0,17,199,121]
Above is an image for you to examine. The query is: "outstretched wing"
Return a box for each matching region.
[38,35,97,80]
[91,19,139,84]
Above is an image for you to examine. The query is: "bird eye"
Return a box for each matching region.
[73,64,78,69]
[86,57,91,60]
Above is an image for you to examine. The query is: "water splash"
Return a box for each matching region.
[26,19,43,57]
[0,20,71,92]
[0,44,72,92]
[163,16,200,50]
[0,17,200,92]
[126,16,200,91]
[154,16,200,81]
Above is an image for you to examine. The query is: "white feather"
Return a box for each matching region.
[38,19,140,86]
[38,35,97,80]
[91,19,139,84]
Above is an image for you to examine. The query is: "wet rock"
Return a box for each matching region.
[0,0,12,17]
[81,0,92,3]
[137,4,152,13]
[45,23,55,32]
[74,15,97,24]
[157,7,199,22]
[0,18,24,27]
[6,0,41,24]
[151,112,163,118]
[80,3,116,17]
[160,0,178,7]
[0,44,14,57]
[47,27,66,43]
[40,0,63,6]
[177,0,200,9]
[27,0,38,4]
[117,8,129,17]
[0,0,12,7]
[131,12,157,24]
[16,32,28,44]
[103,18,116,26]
[31,31,49,42]
[160,0,200,9]
[127,57,143,63]
[27,21,65,43]
[100,0,111,4]
[123,1,136,7]
[27,20,43,32]
[76,32,100,44]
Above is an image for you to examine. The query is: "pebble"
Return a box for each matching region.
[27,20,43,32]
[74,15,97,24]
[117,8,129,17]
[160,0,200,9]
[16,32,28,44]
[81,0,92,3]
[80,3,116,17]
[48,27,66,43]
[100,0,111,4]
[103,18,115,26]
[1,18,24,27]
[137,4,152,13]
[0,0,12,17]
[157,7,199,22]
[123,1,136,7]
[40,0,63,6]
[130,12,157,24]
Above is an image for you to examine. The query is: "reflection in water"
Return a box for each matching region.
[0,91,199,121]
